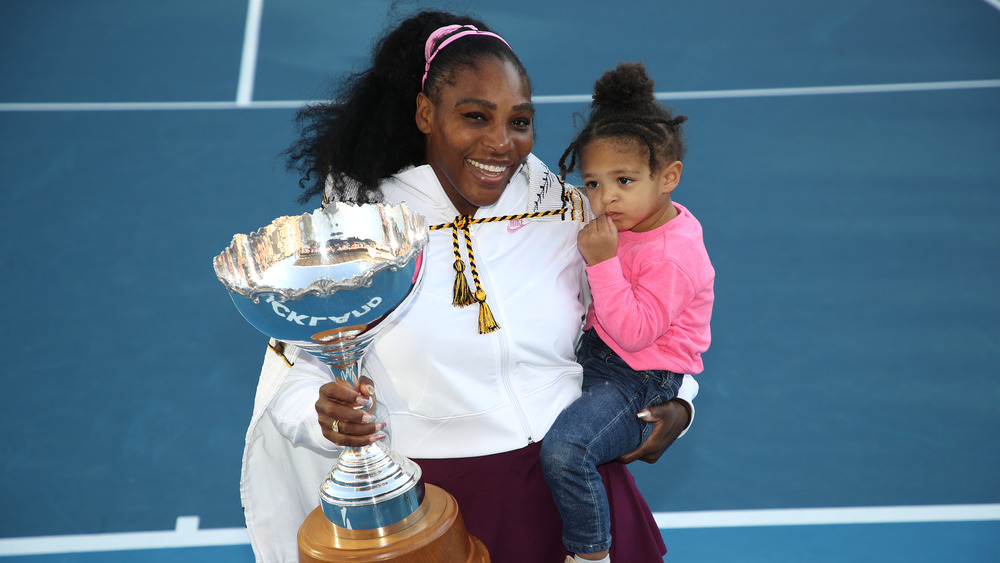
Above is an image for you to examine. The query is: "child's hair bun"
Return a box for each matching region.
[591,62,655,111]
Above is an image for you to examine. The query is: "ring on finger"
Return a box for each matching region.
[331,419,340,433]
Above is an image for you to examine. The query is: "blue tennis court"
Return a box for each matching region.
[2,1,999,561]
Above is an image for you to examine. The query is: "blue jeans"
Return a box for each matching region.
[541,329,683,554]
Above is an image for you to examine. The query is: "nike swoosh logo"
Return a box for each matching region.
[507,218,527,233]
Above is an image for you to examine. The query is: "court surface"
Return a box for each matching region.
[2,1,999,561]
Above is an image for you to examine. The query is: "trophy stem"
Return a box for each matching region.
[314,317,426,529]
[320,441,425,530]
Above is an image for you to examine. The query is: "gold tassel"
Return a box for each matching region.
[428,208,571,334]
[475,289,500,333]
[452,259,475,306]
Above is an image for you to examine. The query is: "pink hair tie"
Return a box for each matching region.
[421,24,512,90]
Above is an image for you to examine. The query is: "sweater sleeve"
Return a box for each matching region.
[266,350,340,455]
[587,255,697,352]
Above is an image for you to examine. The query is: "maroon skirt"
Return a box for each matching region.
[413,441,666,562]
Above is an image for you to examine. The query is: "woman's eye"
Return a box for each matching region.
[462,112,486,121]
[512,118,532,128]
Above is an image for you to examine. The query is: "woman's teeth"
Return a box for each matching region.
[468,159,506,174]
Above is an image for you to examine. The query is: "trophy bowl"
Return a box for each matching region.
[213,201,428,530]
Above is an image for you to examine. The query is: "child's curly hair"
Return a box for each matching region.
[559,62,688,179]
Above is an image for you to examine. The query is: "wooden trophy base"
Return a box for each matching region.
[298,484,489,562]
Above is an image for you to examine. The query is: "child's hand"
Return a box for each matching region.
[578,214,619,266]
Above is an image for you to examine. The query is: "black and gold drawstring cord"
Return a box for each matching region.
[320,179,584,334]
[268,341,294,367]
[429,208,567,334]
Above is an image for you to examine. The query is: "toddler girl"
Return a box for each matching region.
[541,62,715,563]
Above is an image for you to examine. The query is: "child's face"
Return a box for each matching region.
[580,138,682,233]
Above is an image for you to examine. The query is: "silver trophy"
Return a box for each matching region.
[213,202,428,530]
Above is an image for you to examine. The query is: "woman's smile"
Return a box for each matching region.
[467,158,509,176]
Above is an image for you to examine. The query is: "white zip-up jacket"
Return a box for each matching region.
[240,154,698,562]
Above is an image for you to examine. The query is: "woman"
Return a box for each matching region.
[242,11,699,562]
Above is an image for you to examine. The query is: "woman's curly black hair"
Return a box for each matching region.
[284,10,530,205]
[558,62,687,180]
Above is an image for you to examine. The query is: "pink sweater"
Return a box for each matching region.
[584,202,714,374]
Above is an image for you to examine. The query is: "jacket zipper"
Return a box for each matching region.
[470,224,534,444]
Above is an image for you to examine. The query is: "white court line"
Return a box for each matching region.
[236,0,265,106]
[1,79,998,113]
[0,101,270,112]
[537,79,1000,104]
[1,505,998,556]
[0,516,248,556]
[654,503,1000,529]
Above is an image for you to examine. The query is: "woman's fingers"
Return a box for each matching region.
[316,380,386,446]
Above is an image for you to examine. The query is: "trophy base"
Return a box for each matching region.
[298,484,489,562]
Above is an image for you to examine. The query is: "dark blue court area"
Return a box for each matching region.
[2,1,999,561]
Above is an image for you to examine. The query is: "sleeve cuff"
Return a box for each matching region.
[675,374,699,438]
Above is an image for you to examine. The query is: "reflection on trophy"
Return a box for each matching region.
[214,202,488,562]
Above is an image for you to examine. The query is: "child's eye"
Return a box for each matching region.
[584,181,600,189]
[617,177,634,185]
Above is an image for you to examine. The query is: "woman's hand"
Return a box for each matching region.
[617,399,692,464]
[578,214,619,266]
[315,376,386,447]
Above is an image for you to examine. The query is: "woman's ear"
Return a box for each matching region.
[660,160,683,195]
[415,92,433,134]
